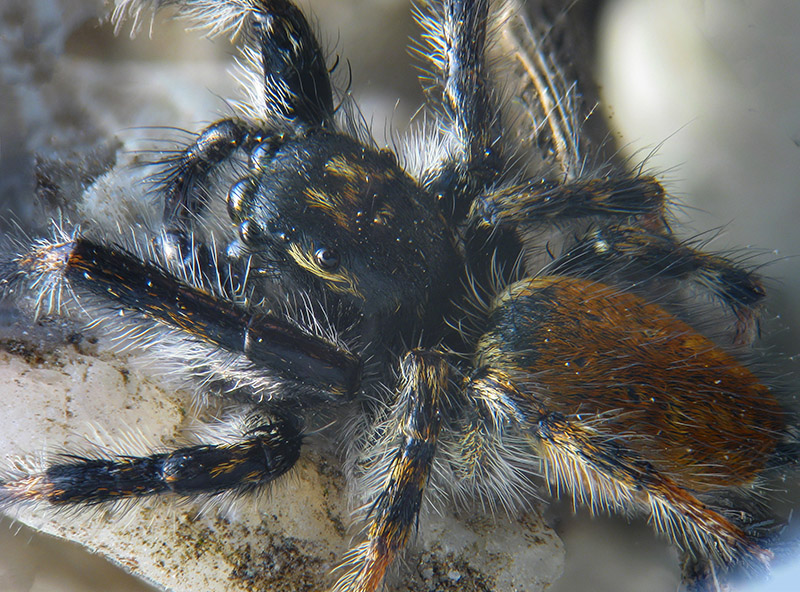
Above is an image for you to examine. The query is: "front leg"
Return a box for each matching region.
[113,1,335,127]
[334,350,454,592]
[5,234,361,400]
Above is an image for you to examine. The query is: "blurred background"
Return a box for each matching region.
[1,0,798,590]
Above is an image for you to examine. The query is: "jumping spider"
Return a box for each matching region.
[0,1,795,591]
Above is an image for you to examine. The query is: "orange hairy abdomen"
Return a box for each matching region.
[478,276,785,490]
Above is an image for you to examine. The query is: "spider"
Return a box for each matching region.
[0,1,795,591]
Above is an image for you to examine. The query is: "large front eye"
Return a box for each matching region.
[315,247,340,270]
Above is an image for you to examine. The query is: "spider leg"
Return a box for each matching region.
[468,369,772,568]
[471,171,765,344]
[333,350,454,592]
[470,174,667,228]
[532,409,770,563]
[113,1,334,127]
[0,409,301,507]
[553,225,766,345]
[7,236,361,399]
[442,368,536,511]
[471,276,786,568]
[414,0,501,216]
[248,0,335,126]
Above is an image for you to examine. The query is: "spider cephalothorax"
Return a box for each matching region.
[227,130,462,342]
[0,1,795,591]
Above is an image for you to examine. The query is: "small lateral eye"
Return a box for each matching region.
[314,247,340,270]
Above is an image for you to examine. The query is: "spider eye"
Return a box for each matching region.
[314,247,340,270]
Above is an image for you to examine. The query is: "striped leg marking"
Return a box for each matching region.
[334,350,454,592]
[1,411,301,507]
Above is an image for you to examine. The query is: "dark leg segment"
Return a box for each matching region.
[115,1,334,126]
[12,237,361,397]
[416,0,501,218]
[1,411,301,506]
[471,170,764,344]
[334,350,453,592]
[249,0,334,126]
[553,225,766,344]
[470,175,666,227]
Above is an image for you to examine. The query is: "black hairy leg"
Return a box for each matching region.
[415,0,502,218]
[0,410,301,506]
[11,236,361,398]
[111,0,335,127]
[246,0,335,126]
[552,225,767,344]
[470,174,667,227]
[471,167,765,344]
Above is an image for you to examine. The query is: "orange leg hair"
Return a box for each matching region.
[333,351,454,592]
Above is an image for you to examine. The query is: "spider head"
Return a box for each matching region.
[226,130,461,345]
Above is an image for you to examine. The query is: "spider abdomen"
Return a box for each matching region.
[477,276,784,490]
[470,276,784,564]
